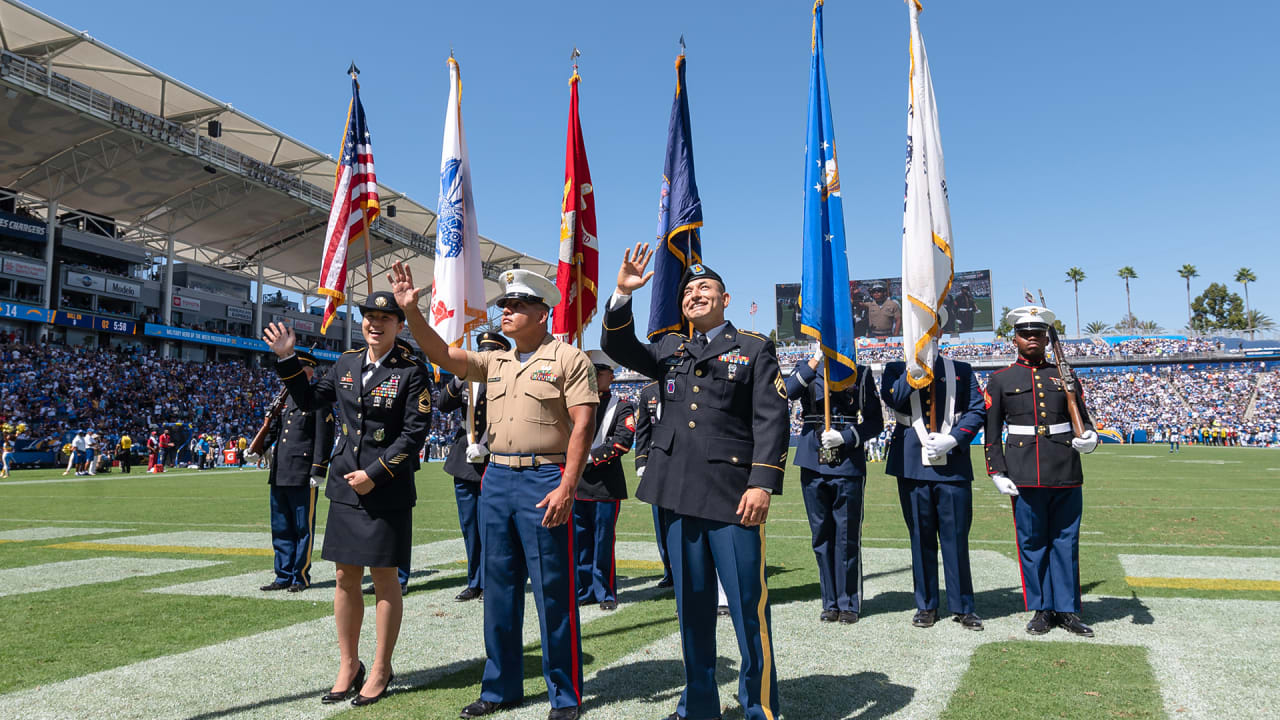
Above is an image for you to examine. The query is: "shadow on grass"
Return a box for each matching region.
[585,658,914,719]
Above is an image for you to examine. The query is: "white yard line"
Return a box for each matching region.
[0,558,223,598]
[0,526,130,541]
[1118,554,1280,581]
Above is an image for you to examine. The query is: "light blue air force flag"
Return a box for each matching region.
[800,0,857,390]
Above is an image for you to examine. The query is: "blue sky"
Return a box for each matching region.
[36,0,1280,340]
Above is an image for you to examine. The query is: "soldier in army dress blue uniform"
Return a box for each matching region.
[634,380,674,588]
[260,350,334,593]
[264,291,432,707]
[602,243,789,720]
[984,306,1099,637]
[435,331,512,602]
[573,350,636,611]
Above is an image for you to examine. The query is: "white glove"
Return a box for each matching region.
[309,476,321,488]
[243,451,260,463]
[1071,430,1099,454]
[820,429,845,449]
[923,432,958,458]
[465,442,488,463]
[635,466,646,479]
[991,473,1020,496]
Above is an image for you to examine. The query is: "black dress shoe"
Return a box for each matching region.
[819,609,839,622]
[716,605,730,617]
[400,583,410,596]
[260,581,290,592]
[351,670,393,706]
[321,661,365,704]
[456,587,483,601]
[953,612,984,631]
[657,576,674,588]
[600,600,618,611]
[362,584,376,595]
[912,609,938,628]
[548,706,580,720]
[577,597,594,607]
[460,698,521,717]
[1026,610,1054,635]
[287,583,306,593]
[839,611,859,625]
[1056,612,1095,637]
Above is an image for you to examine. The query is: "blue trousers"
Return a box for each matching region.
[269,485,317,586]
[1012,486,1083,613]
[667,513,779,720]
[573,499,620,603]
[454,479,484,590]
[896,478,975,614]
[479,464,581,709]
[653,504,674,582]
[800,469,866,613]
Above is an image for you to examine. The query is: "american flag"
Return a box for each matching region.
[318,76,380,334]
[750,301,758,315]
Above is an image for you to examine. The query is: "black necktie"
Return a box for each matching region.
[691,333,707,351]
[362,363,375,374]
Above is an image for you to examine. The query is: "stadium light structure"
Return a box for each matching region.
[207,120,222,138]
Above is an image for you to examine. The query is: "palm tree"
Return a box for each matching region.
[1177,264,1198,332]
[1236,267,1257,339]
[1084,320,1109,335]
[1117,266,1138,330]
[1245,310,1274,335]
[1064,267,1086,337]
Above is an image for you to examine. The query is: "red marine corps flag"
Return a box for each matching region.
[552,52,599,345]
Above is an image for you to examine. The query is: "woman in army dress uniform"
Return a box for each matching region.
[264,291,432,707]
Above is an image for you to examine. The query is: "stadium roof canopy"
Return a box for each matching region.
[0,0,552,305]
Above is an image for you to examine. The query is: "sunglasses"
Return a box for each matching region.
[1015,329,1048,338]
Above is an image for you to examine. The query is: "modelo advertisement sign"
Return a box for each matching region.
[1,256,45,280]
[63,269,141,299]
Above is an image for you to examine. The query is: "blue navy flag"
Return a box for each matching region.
[647,53,703,340]
[800,0,857,390]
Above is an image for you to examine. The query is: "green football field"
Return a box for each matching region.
[1,444,1276,719]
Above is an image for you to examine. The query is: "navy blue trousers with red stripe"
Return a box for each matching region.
[573,499,620,604]
[1011,486,1083,613]
[478,464,582,709]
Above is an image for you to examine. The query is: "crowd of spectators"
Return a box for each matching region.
[1110,337,1222,356]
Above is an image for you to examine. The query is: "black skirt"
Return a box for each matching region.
[321,499,412,569]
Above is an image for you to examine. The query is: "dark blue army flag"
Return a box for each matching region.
[800,0,857,390]
[647,51,703,340]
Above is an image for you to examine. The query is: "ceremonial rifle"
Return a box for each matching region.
[248,385,290,457]
[1038,290,1086,438]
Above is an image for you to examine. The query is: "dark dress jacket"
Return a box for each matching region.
[577,392,635,501]
[785,361,883,478]
[267,390,334,488]
[435,376,489,484]
[880,358,985,483]
[982,360,1095,488]
[601,297,789,525]
[276,345,431,511]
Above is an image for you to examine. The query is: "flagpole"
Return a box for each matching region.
[349,63,374,298]
[464,333,475,444]
[822,355,832,434]
[575,262,584,349]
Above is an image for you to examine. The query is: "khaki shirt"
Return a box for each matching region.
[864,298,901,336]
[461,333,599,455]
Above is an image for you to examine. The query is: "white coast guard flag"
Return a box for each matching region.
[901,0,954,390]
[430,57,486,345]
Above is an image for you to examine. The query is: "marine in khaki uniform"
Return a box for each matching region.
[389,262,596,720]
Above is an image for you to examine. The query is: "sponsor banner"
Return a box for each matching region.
[66,269,104,293]
[172,295,201,311]
[0,210,47,242]
[1,256,45,280]
[142,323,339,361]
[225,305,253,322]
[0,301,52,323]
[103,277,141,298]
[292,318,316,333]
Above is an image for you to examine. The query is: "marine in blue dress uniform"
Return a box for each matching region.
[880,352,986,631]
[984,306,1099,637]
[260,350,333,593]
[391,263,597,720]
[264,292,432,707]
[634,381,675,588]
[573,350,636,610]
[434,331,511,602]
[785,352,883,623]
[602,245,789,720]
